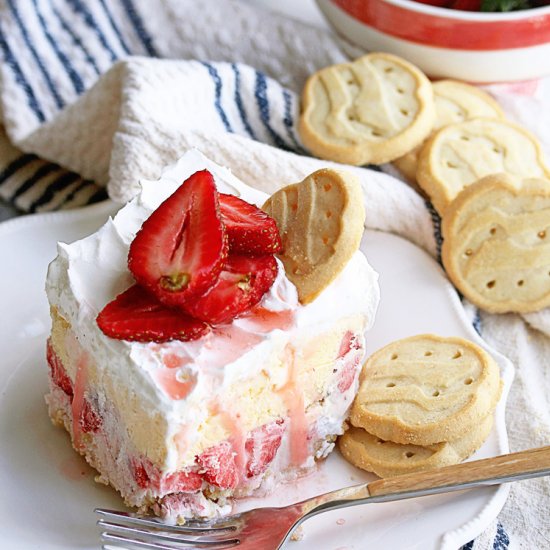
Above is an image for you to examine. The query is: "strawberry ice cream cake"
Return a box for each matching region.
[45,150,379,520]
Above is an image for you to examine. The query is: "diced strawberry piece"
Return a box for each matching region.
[337,331,355,359]
[128,170,227,308]
[80,399,102,433]
[245,419,285,478]
[183,255,278,325]
[219,194,282,256]
[46,340,74,398]
[337,356,361,393]
[161,470,203,493]
[196,441,239,489]
[97,284,210,343]
[130,459,152,489]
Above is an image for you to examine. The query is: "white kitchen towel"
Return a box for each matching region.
[1,1,549,548]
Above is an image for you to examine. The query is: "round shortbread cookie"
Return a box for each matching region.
[350,334,501,446]
[262,168,365,304]
[416,118,550,215]
[339,414,493,478]
[442,173,550,314]
[299,53,435,165]
[394,80,504,183]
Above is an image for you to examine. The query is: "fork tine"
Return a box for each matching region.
[100,531,239,550]
[95,509,240,533]
[98,520,240,546]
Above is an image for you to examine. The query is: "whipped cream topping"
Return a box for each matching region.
[46,149,380,470]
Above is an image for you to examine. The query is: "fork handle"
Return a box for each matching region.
[366,445,550,501]
[302,445,550,516]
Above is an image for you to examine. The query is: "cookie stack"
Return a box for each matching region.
[298,52,550,214]
[338,334,502,478]
[299,53,550,315]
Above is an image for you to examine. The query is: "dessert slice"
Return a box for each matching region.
[45,150,380,520]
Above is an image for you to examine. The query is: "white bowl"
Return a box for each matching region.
[316,0,550,83]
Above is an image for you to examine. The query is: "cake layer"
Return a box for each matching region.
[47,317,366,518]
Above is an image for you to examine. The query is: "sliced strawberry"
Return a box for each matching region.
[196,441,239,489]
[219,194,282,256]
[46,340,74,398]
[183,255,278,325]
[245,419,285,478]
[128,170,227,308]
[97,284,210,343]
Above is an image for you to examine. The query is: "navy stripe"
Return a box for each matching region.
[282,88,307,153]
[32,0,85,95]
[472,309,482,335]
[0,154,38,185]
[28,171,80,212]
[66,0,119,63]
[493,523,510,550]
[59,179,96,207]
[119,0,158,56]
[231,64,256,140]
[52,5,101,76]
[87,186,109,204]
[461,541,474,550]
[98,0,131,55]
[0,25,46,122]
[254,71,292,151]
[425,200,443,265]
[11,164,60,201]
[7,0,65,109]
[201,62,233,133]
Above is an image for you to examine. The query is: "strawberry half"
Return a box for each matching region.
[128,170,227,308]
[219,194,282,256]
[97,285,210,343]
[182,255,278,325]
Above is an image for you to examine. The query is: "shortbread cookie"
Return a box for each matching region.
[394,80,504,183]
[299,53,435,165]
[350,334,501,445]
[262,169,364,304]
[417,118,550,214]
[442,174,550,313]
[339,414,493,478]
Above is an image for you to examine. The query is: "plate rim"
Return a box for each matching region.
[0,203,514,550]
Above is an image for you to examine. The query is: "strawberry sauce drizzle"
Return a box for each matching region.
[154,368,197,400]
[71,353,89,450]
[238,306,295,333]
[208,401,247,484]
[277,345,308,467]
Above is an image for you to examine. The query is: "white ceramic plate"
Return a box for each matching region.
[0,201,513,550]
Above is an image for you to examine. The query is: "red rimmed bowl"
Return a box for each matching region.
[316,0,550,82]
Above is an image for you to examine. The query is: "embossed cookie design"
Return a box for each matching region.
[394,80,504,183]
[339,414,493,478]
[417,118,550,215]
[262,169,364,304]
[442,174,550,313]
[350,334,501,446]
[299,53,435,165]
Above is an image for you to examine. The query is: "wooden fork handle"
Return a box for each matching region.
[367,445,550,499]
